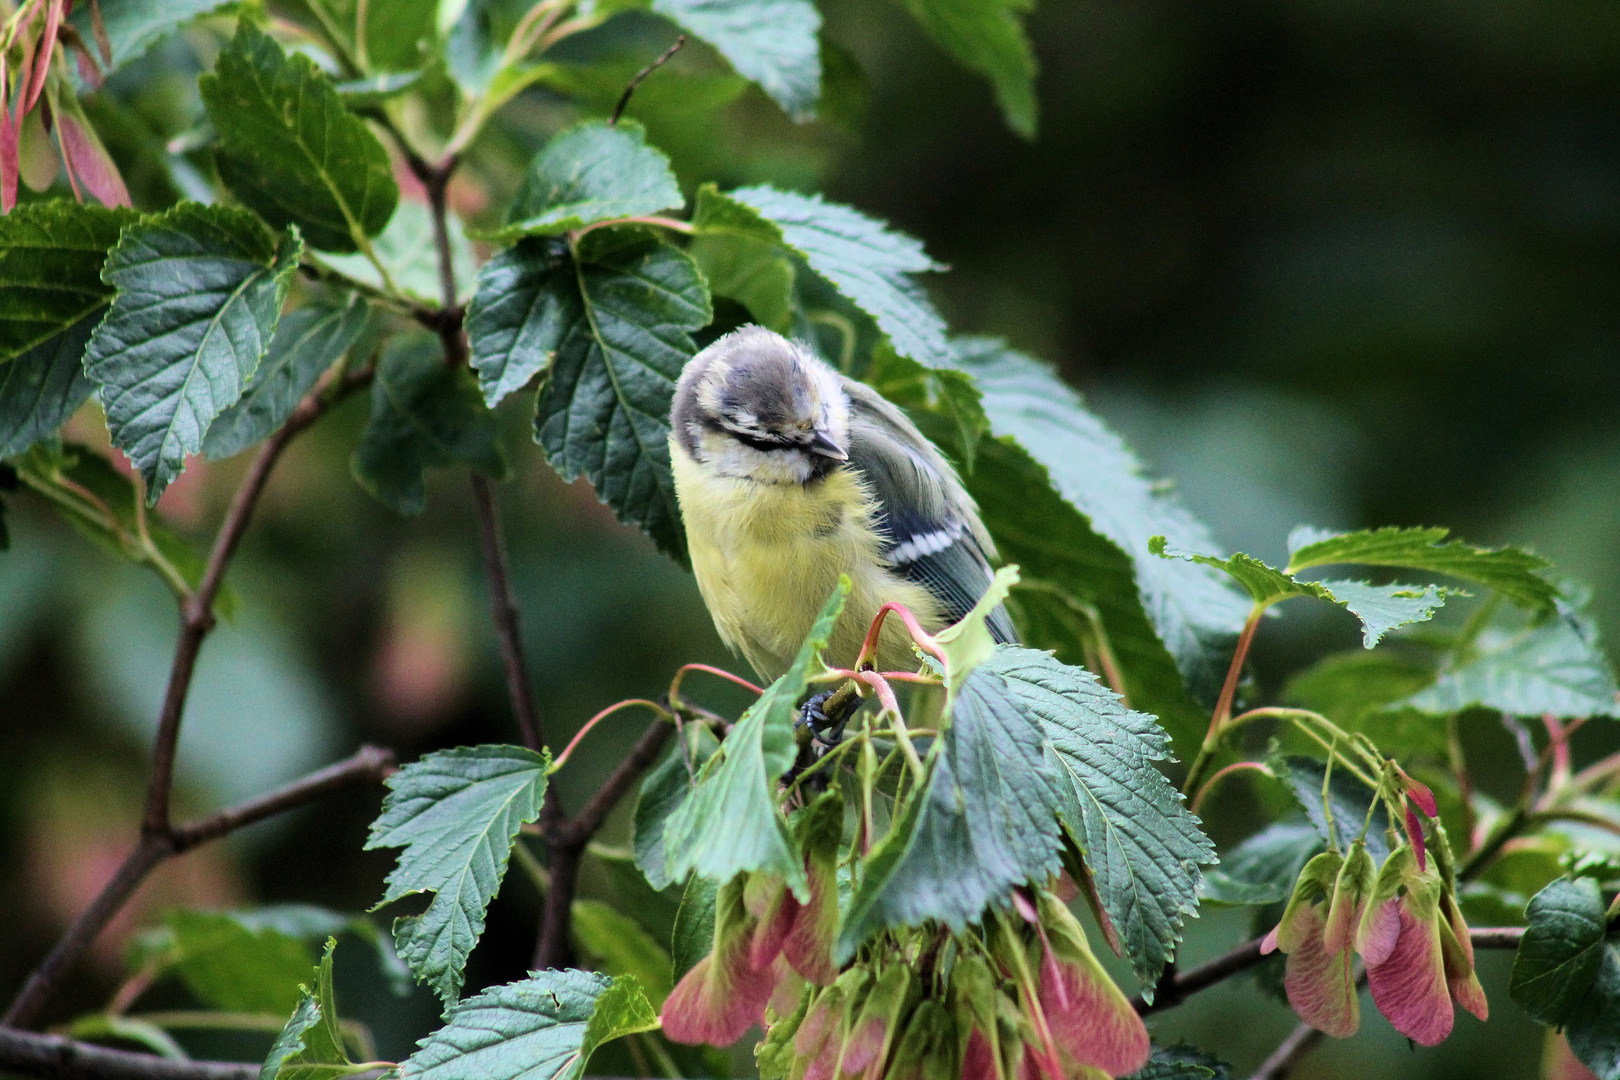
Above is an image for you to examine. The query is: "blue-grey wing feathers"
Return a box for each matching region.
[840,378,1018,643]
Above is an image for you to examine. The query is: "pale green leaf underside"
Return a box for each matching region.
[365,744,550,1003]
[84,202,300,502]
[651,0,823,120]
[485,122,681,243]
[989,647,1215,989]
[1403,613,1620,720]
[397,970,657,1080]
[662,579,849,894]
[1286,524,1557,613]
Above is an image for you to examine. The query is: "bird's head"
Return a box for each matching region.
[672,326,851,484]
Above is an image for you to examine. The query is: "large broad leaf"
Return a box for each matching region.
[0,309,99,457]
[163,910,318,1015]
[1511,877,1609,1027]
[84,203,301,502]
[397,970,658,1080]
[633,722,722,891]
[688,184,795,333]
[1566,932,1620,1080]
[650,0,822,121]
[987,647,1215,990]
[0,201,137,362]
[262,941,370,1080]
[483,122,681,243]
[1200,820,1320,907]
[69,0,231,81]
[1286,525,1557,614]
[351,333,509,516]
[365,744,551,1004]
[897,0,1037,138]
[837,663,1067,962]
[468,239,574,407]
[1402,606,1620,720]
[728,185,951,368]
[950,339,1250,740]
[530,228,711,559]
[570,900,674,1008]
[1151,538,1451,649]
[200,21,398,253]
[204,294,371,460]
[661,580,849,895]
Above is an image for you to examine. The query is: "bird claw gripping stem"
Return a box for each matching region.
[797,689,854,748]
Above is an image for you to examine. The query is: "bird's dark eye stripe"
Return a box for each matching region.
[732,429,797,453]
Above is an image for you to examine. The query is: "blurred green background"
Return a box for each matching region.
[3,1,1619,1076]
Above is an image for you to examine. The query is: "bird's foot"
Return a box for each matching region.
[797,690,849,748]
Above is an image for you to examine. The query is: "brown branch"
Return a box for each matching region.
[5,376,376,1031]
[560,720,674,847]
[470,476,544,755]
[171,746,395,851]
[0,1027,257,1080]
[609,36,685,125]
[1248,1020,1325,1080]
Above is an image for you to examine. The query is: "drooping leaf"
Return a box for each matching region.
[0,201,136,362]
[950,338,1249,746]
[83,203,301,502]
[571,900,675,1008]
[365,744,551,1003]
[69,0,231,81]
[837,663,1066,961]
[1200,820,1321,907]
[262,940,367,1080]
[200,21,398,253]
[1511,877,1609,1027]
[896,0,1037,138]
[483,122,681,243]
[633,722,722,890]
[204,294,371,460]
[1272,755,1392,863]
[1151,539,1452,648]
[1402,606,1620,720]
[397,970,658,1080]
[651,0,822,120]
[530,228,711,558]
[670,876,719,984]
[1287,525,1557,614]
[688,185,795,332]
[351,333,509,517]
[1565,933,1620,1080]
[467,239,573,407]
[727,185,951,368]
[319,201,477,305]
[0,308,99,457]
[662,579,849,894]
[987,646,1215,989]
[163,910,318,1015]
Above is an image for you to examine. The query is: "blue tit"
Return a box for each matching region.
[669,325,1016,680]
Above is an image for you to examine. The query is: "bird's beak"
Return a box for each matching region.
[808,431,848,461]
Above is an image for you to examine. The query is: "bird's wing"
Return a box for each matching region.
[841,377,1018,643]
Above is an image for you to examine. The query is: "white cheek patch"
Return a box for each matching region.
[888,521,967,567]
[698,430,815,485]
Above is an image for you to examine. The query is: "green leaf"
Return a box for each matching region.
[688,185,796,333]
[467,239,572,407]
[351,333,509,517]
[864,341,987,470]
[335,71,428,106]
[1402,606,1620,720]
[650,0,822,120]
[662,579,849,894]
[262,940,366,1080]
[728,185,950,368]
[396,970,658,1080]
[69,0,231,81]
[837,663,1066,962]
[1273,754,1392,862]
[571,900,674,1008]
[84,203,300,502]
[1151,539,1452,648]
[200,21,399,254]
[1126,1045,1232,1079]
[1200,820,1321,906]
[949,338,1250,748]
[1287,525,1557,613]
[530,229,711,558]
[633,722,722,890]
[1511,877,1609,1026]
[1282,650,1445,757]
[365,744,551,1003]
[0,201,137,362]
[482,122,681,243]
[0,308,99,457]
[64,1016,186,1060]
[987,646,1215,988]
[164,910,317,1015]
[319,201,477,305]
[204,294,371,460]
[670,875,719,983]
[1567,939,1620,1080]
[896,0,1037,138]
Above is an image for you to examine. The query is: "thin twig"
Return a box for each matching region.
[609,36,684,125]
[469,475,545,755]
[0,1028,257,1080]
[1248,1021,1324,1080]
